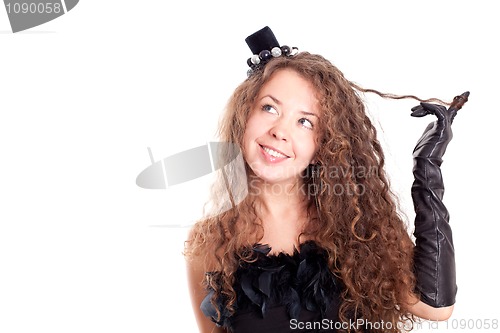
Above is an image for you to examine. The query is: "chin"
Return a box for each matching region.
[253,169,300,187]
[251,169,280,183]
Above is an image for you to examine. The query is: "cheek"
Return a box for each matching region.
[242,119,256,154]
[243,114,262,142]
[296,130,316,148]
[298,137,318,162]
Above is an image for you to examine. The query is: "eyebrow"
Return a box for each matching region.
[260,95,319,118]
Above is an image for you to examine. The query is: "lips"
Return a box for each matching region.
[259,144,290,159]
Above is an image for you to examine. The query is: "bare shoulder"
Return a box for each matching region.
[185,226,207,293]
[185,228,226,333]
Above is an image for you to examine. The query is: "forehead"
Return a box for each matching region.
[257,69,320,109]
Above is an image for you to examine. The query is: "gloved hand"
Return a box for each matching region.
[410,92,468,307]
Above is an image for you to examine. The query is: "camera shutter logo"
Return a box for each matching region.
[136,142,248,216]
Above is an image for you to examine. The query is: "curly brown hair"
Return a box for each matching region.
[185,52,446,332]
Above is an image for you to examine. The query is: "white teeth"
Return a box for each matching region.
[262,146,287,158]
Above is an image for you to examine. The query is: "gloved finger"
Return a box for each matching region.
[412,102,447,120]
[410,104,431,117]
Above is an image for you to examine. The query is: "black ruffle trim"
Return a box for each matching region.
[200,241,342,328]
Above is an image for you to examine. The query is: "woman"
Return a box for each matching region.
[185,27,464,332]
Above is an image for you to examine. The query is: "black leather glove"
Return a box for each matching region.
[410,92,468,307]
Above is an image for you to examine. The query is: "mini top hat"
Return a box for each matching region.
[245,26,280,55]
[245,26,298,76]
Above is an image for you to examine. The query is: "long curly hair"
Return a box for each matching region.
[185,52,446,332]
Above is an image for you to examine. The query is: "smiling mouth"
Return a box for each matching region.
[259,145,290,158]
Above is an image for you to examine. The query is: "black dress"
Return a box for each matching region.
[200,241,344,332]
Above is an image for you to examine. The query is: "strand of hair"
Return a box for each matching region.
[350,82,451,106]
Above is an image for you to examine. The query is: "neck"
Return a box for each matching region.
[250,175,309,220]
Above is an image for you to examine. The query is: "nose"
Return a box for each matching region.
[269,118,290,142]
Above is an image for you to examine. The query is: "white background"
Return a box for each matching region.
[1,1,499,332]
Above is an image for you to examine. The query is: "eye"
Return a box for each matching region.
[299,117,314,129]
[262,104,278,115]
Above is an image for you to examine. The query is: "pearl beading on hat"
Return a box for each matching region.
[246,45,299,77]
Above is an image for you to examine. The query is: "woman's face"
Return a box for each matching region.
[243,68,320,186]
